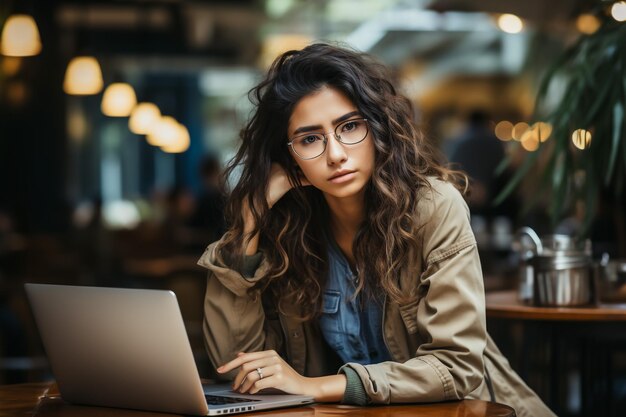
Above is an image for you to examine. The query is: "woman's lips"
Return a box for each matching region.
[328,170,356,183]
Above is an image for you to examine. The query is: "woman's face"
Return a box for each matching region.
[287,86,375,202]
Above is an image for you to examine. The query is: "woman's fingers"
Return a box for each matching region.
[217,350,278,374]
[217,350,282,389]
[217,350,307,396]
[232,357,277,390]
[267,164,292,208]
[248,374,280,395]
[238,364,281,393]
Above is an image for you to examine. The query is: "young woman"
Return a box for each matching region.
[198,43,555,417]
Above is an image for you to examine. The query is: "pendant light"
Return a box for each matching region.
[146,116,179,147]
[101,82,137,117]
[63,56,103,95]
[129,102,161,135]
[1,14,42,57]
[161,123,190,153]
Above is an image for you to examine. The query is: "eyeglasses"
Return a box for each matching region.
[287,118,369,160]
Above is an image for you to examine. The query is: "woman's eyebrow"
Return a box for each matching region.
[292,111,361,136]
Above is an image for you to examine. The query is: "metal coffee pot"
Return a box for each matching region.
[514,227,593,306]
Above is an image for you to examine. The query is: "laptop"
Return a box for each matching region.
[25,283,315,415]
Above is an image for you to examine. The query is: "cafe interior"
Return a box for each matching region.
[0,0,625,416]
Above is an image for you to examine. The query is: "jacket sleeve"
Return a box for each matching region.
[197,239,284,380]
[340,181,487,403]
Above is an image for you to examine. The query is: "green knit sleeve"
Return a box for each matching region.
[340,367,369,406]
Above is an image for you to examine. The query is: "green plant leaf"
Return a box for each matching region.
[606,102,624,185]
[502,20,626,235]
[492,149,539,206]
[582,66,615,127]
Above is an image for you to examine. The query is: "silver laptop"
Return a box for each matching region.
[25,283,314,415]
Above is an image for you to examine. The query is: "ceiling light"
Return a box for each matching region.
[129,102,161,135]
[161,123,190,153]
[63,56,103,95]
[611,1,626,22]
[0,14,42,56]
[146,116,179,147]
[497,14,524,34]
[101,83,137,117]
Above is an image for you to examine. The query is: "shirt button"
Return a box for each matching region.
[292,331,300,338]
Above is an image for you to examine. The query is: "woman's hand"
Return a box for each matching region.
[266,163,310,208]
[217,350,310,395]
[242,163,310,255]
[216,350,347,402]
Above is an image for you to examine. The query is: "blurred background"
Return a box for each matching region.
[1,0,625,416]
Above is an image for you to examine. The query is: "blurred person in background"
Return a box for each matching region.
[189,154,226,247]
[447,109,506,221]
[161,186,197,252]
[198,44,554,417]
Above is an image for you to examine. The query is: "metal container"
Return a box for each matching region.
[514,227,593,305]
[532,253,593,306]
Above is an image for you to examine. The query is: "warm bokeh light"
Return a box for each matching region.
[101,83,137,117]
[1,56,21,76]
[67,105,89,144]
[520,129,540,151]
[497,14,524,34]
[611,1,626,22]
[521,138,539,152]
[63,56,103,95]
[161,123,190,153]
[129,102,161,135]
[0,14,42,57]
[532,122,553,142]
[146,116,179,147]
[260,34,312,68]
[512,122,529,141]
[576,14,601,34]
[572,129,592,149]
[494,121,514,141]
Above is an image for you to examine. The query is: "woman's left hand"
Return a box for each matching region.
[217,350,311,396]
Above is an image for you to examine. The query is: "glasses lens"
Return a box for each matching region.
[336,119,368,144]
[292,134,326,159]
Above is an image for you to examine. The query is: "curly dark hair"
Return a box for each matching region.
[218,43,466,320]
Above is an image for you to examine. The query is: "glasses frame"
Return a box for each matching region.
[287,118,369,160]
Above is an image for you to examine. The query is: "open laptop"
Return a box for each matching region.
[25,283,315,415]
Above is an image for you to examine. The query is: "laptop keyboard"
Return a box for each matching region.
[205,394,262,405]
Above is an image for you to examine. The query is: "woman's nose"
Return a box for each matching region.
[325,134,348,165]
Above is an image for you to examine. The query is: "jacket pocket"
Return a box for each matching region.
[319,290,344,351]
[398,298,420,334]
[321,290,340,314]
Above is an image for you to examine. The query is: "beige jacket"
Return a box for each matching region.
[198,179,556,417]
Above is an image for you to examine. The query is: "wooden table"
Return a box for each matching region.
[0,382,515,417]
[486,290,626,321]
[486,290,626,417]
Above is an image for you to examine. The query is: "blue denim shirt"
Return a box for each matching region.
[319,237,392,365]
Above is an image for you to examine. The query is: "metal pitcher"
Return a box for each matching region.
[514,227,593,306]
